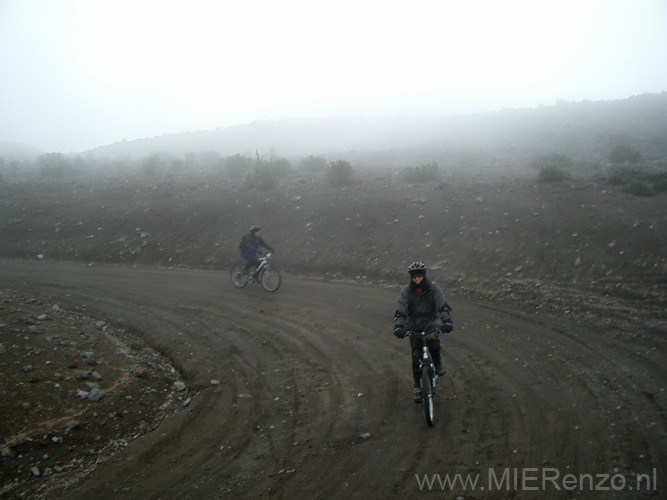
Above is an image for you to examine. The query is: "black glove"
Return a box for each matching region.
[393,327,406,339]
[441,319,453,333]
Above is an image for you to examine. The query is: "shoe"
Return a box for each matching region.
[413,387,423,404]
[435,362,445,377]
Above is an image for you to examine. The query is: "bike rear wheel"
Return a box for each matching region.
[230,263,249,288]
[421,365,435,426]
[260,266,281,292]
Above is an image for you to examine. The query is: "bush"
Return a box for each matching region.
[606,166,638,185]
[326,160,355,186]
[299,155,327,172]
[244,154,292,190]
[401,162,439,183]
[623,182,656,197]
[38,153,76,178]
[606,167,666,193]
[652,172,667,192]
[538,165,566,183]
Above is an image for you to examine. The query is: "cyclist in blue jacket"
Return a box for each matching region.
[393,261,453,403]
[239,225,275,278]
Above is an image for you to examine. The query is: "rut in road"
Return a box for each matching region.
[1,259,664,499]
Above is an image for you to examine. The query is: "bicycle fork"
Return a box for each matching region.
[422,347,437,395]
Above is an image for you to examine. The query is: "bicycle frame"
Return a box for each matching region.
[411,333,437,388]
[407,330,437,426]
[253,256,268,276]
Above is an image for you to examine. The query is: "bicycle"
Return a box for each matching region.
[406,330,437,426]
[230,253,281,292]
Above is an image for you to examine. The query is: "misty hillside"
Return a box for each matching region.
[82,93,667,163]
[0,141,42,161]
[1,91,665,324]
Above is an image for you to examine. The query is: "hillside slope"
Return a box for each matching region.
[83,93,667,162]
[1,165,665,328]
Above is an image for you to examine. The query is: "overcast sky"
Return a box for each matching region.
[1,0,666,153]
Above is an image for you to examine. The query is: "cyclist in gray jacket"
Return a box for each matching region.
[393,261,453,403]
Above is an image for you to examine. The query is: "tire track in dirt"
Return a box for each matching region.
[0,259,664,499]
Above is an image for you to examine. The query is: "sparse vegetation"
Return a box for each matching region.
[141,154,162,176]
[244,152,292,190]
[326,159,355,186]
[538,165,566,183]
[652,172,667,192]
[38,153,77,178]
[531,154,572,183]
[606,166,640,185]
[622,181,656,197]
[298,155,327,172]
[401,162,439,183]
[606,167,666,195]
[245,165,277,190]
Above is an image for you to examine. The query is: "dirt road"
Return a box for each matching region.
[1,259,665,499]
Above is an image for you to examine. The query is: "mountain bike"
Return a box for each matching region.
[407,330,437,426]
[230,253,281,292]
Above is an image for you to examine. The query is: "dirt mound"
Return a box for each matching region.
[0,291,187,497]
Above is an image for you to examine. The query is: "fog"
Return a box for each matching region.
[1,0,666,153]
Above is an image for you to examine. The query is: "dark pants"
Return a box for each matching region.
[241,251,260,272]
[409,327,442,386]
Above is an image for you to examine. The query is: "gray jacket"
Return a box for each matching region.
[394,278,452,332]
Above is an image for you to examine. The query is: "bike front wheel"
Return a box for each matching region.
[259,266,281,292]
[230,263,250,288]
[421,365,435,426]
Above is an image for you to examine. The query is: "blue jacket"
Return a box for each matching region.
[239,232,274,259]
